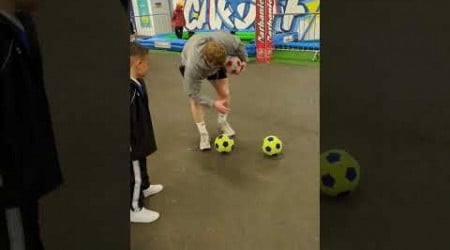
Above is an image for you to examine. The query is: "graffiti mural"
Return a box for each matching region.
[173,0,319,33]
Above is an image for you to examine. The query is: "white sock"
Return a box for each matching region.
[196,121,208,135]
[218,113,228,124]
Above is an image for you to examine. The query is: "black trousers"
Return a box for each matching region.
[174,27,183,39]
[187,30,195,39]
[130,158,150,211]
[0,201,43,250]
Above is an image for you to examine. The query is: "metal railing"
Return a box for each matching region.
[273,12,320,61]
[131,13,172,37]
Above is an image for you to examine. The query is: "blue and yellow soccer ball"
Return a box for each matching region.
[214,134,235,153]
[262,135,283,156]
[320,149,360,197]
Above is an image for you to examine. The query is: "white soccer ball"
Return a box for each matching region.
[225,56,244,75]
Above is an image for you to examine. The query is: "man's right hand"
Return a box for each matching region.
[214,100,229,114]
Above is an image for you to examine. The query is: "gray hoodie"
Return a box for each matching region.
[181,31,248,108]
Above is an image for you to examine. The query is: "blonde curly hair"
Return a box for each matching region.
[176,1,185,7]
[201,41,226,69]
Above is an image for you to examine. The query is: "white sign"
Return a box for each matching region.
[154,41,171,48]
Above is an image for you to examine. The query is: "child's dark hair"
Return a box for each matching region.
[130,42,149,58]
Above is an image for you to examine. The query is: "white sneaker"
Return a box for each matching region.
[199,133,211,150]
[130,207,160,223]
[219,121,236,136]
[143,184,164,198]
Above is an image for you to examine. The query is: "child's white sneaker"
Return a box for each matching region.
[199,133,211,150]
[219,121,235,136]
[143,184,164,198]
[130,207,160,223]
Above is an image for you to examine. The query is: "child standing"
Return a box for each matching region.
[130,42,163,223]
[171,1,186,39]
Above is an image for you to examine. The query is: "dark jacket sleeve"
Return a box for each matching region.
[120,0,129,11]
[129,80,157,160]
[130,83,138,154]
[0,18,14,198]
[1,13,63,207]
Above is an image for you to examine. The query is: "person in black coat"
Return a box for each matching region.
[0,3,63,250]
[129,42,163,223]
[120,0,136,35]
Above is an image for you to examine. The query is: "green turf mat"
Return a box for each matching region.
[271,50,320,67]
[165,31,255,43]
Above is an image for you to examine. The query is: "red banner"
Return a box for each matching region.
[255,0,266,63]
[255,0,273,63]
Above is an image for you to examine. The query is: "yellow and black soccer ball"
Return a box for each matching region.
[320,149,360,197]
[214,134,235,153]
[262,135,283,156]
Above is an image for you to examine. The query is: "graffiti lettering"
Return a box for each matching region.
[178,0,316,33]
[235,1,256,29]
[274,0,307,32]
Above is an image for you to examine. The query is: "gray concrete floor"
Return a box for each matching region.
[131,52,319,250]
